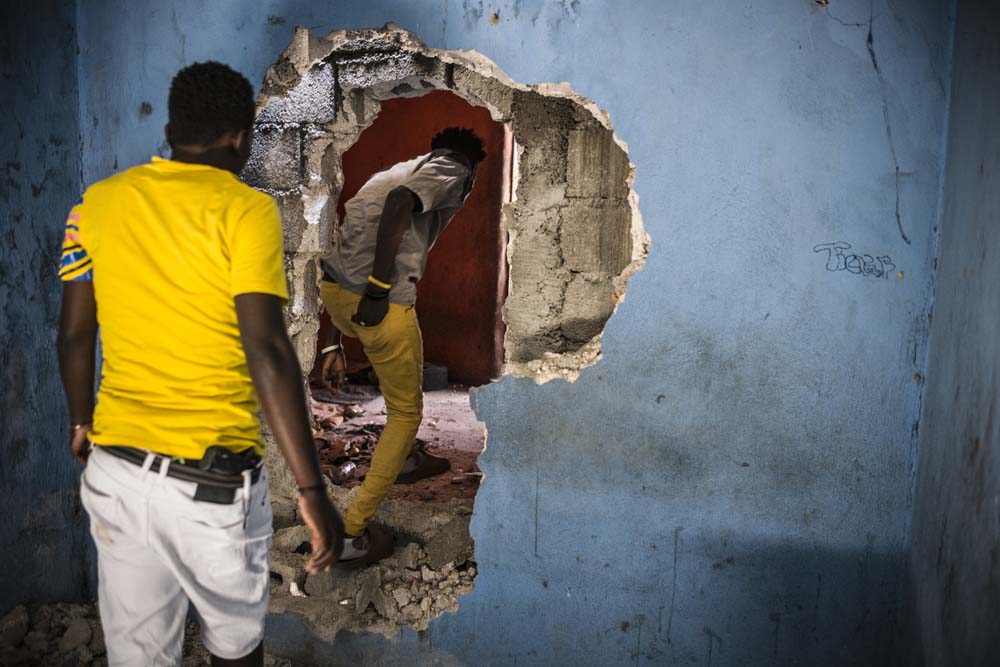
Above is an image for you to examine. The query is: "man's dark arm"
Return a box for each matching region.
[234,293,344,570]
[369,186,419,287]
[58,283,98,424]
[235,293,327,488]
[352,186,419,327]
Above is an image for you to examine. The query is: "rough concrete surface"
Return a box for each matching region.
[0,0,94,609]
[269,483,477,638]
[908,1,1000,664]
[0,603,295,666]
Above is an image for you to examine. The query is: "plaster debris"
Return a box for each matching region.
[269,482,477,638]
[0,603,295,666]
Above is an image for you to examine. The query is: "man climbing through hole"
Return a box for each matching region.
[318,127,486,566]
[57,62,344,666]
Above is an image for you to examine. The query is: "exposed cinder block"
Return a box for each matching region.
[452,66,513,118]
[273,192,305,251]
[566,128,629,199]
[561,203,633,274]
[242,124,301,192]
[284,254,321,369]
[257,62,337,125]
[337,52,442,90]
[560,273,614,344]
[328,26,418,54]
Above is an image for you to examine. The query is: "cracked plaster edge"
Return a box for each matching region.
[259,22,650,384]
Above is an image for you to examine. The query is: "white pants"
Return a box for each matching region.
[80,447,273,666]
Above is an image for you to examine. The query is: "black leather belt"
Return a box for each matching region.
[98,445,263,504]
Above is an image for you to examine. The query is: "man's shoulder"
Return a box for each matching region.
[82,164,143,199]
[227,181,278,215]
[415,151,470,178]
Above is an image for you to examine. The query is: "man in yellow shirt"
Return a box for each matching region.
[57,62,343,667]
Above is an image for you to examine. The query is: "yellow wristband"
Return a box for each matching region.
[367,275,392,290]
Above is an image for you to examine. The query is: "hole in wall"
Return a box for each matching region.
[243,23,647,640]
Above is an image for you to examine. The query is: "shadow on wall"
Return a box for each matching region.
[263,536,910,666]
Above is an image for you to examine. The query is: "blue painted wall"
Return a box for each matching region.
[0,0,93,607]
[10,0,952,663]
[909,0,999,663]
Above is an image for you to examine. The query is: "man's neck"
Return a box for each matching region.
[170,147,242,175]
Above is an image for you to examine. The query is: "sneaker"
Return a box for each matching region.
[395,450,451,484]
[337,524,394,568]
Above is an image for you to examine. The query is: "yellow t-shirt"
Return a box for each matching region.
[58,157,288,459]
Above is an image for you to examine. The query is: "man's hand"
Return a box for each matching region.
[235,293,346,571]
[352,292,389,327]
[321,350,347,392]
[298,490,345,573]
[58,282,97,459]
[70,425,92,465]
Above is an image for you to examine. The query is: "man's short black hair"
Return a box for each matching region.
[431,127,487,164]
[168,61,255,147]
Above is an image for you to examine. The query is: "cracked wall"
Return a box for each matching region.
[242,24,648,397]
[66,0,956,664]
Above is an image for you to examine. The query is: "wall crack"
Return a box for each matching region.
[865,1,911,245]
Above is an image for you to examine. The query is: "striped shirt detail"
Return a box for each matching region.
[59,209,93,282]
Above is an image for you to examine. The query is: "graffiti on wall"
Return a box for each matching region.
[813,242,896,279]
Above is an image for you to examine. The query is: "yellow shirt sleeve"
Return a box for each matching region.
[228,192,289,301]
[58,203,93,282]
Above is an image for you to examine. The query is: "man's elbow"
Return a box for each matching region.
[242,333,294,370]
[57,327,95,356]
[386,186,420,213]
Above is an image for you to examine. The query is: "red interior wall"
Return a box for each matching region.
[315,91,507,386]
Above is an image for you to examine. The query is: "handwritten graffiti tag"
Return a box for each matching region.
[813,242,895,279]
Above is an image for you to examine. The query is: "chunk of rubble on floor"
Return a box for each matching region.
[268,484,477,638]
[0,604,295,666]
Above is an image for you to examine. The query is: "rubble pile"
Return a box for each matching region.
[0,603,105,667]
[0,605,292,666]
[269,486,478,638]
[311,400,483,504]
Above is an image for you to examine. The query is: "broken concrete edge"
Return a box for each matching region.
[254,22,650,385]
[266,483,477,640]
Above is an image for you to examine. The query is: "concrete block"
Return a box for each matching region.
[423,514,473,569]
[566,128,629,199]
[270,551,308,589]
[283,256,322,372]
[560,273,614,343]
[273,193,305,251]
[0,606,28,646]
[271,496,297,530]
[561,203,633,274]
[328,26,418,54]
[337,52,442,90]
[304,567,361,598]
[257,62,337,125]
[242,124,301,192]
[452,66,513,118]
[355,569,391,616]
[273,525,311,553]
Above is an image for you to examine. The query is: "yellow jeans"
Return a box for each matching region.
[320,281,424,536]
